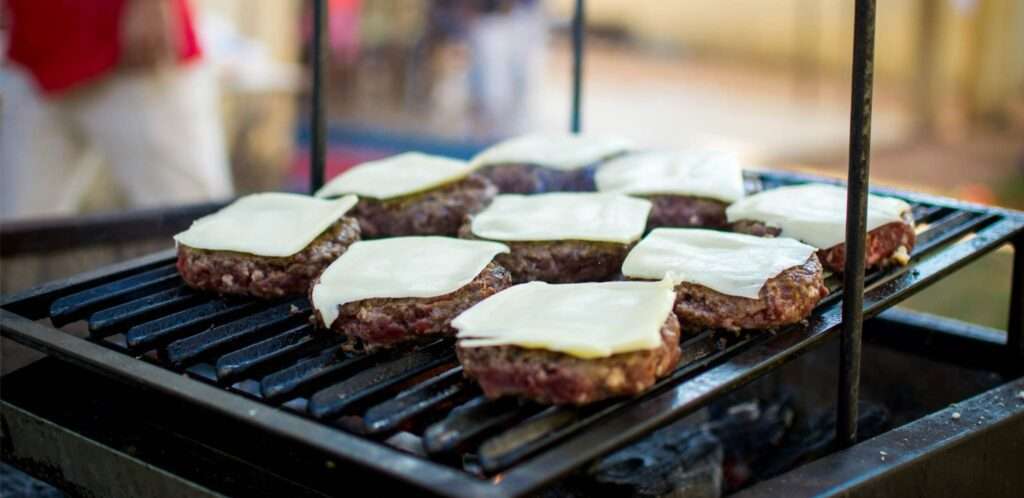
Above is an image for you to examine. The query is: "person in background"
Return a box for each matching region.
[465,0,546,137]
[1,0,233,220]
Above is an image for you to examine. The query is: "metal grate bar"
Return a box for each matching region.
[912,204,945,223]
[260,346,375,402]
[363,367,474,435]
[125,299,266,351]
[423,396,530,455]
[164,299,310,366]
[479,408,583,473]
[88,286,203,336]
[49,265,180,326]
[307,343,456,420]
[215,325,328,383]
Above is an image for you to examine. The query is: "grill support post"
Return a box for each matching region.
[570,0,585,133]
[837,0,876,448]
[310,0,327,194]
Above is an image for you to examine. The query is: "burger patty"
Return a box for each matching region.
[457,313,682,405]
[177,217,360,299]
[352,174,497,238]
[644,195,729,230]
[458,223,631,284]
[669,256,828,333]
[314,263,512,351]
[730,212,916,273]
[477,163,598,194]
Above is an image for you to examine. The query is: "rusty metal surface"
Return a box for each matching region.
[1,404,225,498]
[734,377,1024,498]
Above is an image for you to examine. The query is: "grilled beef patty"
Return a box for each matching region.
[476,163,598,194]
[644,195,730,230]
[458,223,631,284]
[667,255,828,333]
[177,217,360,299]
[457,313,682,405]
[351,174,497,238]
[730,212,916,273]
[313,263,512,351]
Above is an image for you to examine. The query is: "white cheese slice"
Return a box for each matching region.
[311,237,509,327]
[314,152,474,200]
[470,133,634,171]
[621,228,817,299]
[595,149,745,203]
[469,193,652,244]
[454,279,676,359]
[725,184,912,249]
[173,193,357,257]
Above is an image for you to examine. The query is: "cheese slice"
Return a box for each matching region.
[470,193,652,244]
[311,237,509,327]
[173,193,357,257]
[621,228,817,299]
[454,279,676,359]
[315,152,474,200]
[470,133,634,171]
[595,149,745,203]
[725,184,912,249]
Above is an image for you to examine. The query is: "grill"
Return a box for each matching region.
[3,170,1022,497]
[3,0,1024,496]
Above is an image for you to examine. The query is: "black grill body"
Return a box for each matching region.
[4,171,1023,498]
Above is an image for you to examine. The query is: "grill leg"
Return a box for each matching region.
[837,0,876,449]
[1009,235,1023,360]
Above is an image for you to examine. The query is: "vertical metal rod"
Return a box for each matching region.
[310,0,328,194]
[837,0,876,449]
[1008,237,1023,360]
[570,0,585,133]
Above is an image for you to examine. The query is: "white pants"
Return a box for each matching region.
[0,63,233,220]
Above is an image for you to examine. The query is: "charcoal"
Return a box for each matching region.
[751,400,889,481]
[588,426,723,498]
[704,397,796,491]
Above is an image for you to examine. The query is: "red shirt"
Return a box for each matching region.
[5,0,202,95]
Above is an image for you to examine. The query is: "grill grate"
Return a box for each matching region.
[3,172,1023,498]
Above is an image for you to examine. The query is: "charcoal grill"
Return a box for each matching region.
[2,1,1023,497]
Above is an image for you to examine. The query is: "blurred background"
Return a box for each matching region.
[1,0,1023,327]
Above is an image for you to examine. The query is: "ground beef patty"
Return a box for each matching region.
[313,263,511,351]
[730,212,916,273]
[351,174,497,238]
[457,314,682,405]
[667,256,828,333]
[458,223,630,284]
[476,163,598,194]
[644,195,730,230]
[177,217,360,299]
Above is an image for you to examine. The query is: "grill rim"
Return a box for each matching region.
[3,174,1023,498]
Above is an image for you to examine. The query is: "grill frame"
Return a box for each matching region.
[3,172,1022,498]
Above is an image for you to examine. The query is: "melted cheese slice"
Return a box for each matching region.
[595,150,745,203]
[454,279,676,359]
[311,237,509,327]
[622,228,817,299]
[315,152,474,200]
[726,184,912,249]
[470,193,652,244]
[470,133,634,171]
[173,193,357,257]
